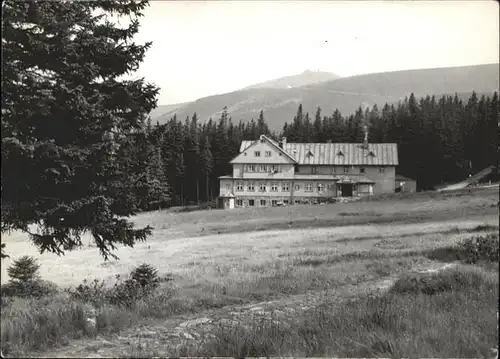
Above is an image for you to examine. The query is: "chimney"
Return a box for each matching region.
[363,125,369,149]
[281,137,287,149]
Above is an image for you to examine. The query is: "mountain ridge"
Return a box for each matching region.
[240,69,341,90]
[151,63,499,130]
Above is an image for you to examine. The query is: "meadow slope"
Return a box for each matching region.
[1,187,498,357]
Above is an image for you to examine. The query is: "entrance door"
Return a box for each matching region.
[340,183,353,197]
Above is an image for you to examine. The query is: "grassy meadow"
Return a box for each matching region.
[1,186,498,357]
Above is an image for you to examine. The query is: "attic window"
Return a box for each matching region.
[336,150,344,156]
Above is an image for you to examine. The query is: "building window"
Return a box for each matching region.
[379,167,385,173]
[360,167,365,174]
[294,200,301,204]
[225,183,231,189]
[271,200,278,206]
[283,199,289,204]
[295,184,300,190]
[236,199,243,206]
[249,199,255,206]
[265,151,272,157]
[259,183,267,192]
[305,183,313,192]
[247,164,255,172]
[332,167,336,174]
[254,151,261,157]
[317,183,324,192]
[260,199,266,206]
[311,166,318,174]
[236,182,243,191]
[271,182,278,192]
[271,164,280,173]
[260,165,268,172]
[343,166,349,173]
[248,182,255,191]
[282,182,290,191]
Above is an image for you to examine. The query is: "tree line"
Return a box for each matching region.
[141,91,498,207]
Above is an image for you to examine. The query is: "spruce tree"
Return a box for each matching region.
[1,0,158,259]
[313,107,323,142]
[199,136,213,201]
[257,110,269,136]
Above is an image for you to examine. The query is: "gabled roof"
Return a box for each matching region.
[239,136,280,152]
[238,138,398,166]
[284,143,398,166]
[233,135,296,163]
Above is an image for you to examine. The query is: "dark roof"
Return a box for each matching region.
[240,139,398,166]
[285,143,398,166]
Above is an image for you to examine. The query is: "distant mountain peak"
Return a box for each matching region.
[241,70,341,90]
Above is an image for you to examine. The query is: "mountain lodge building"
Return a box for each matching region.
[219,131,399,207]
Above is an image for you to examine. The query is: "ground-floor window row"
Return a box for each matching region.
[234,196,355,207]
[231,181,339,193]
[229,181,374,195]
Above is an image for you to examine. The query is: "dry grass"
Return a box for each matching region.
[0,187,498,357]
[137,265,499,358]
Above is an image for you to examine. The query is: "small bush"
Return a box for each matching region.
[108,278,147,308]
[7,256,40,284]
[130,263,160,289]
[67,264,162,309]
[459,234,499,264]
[68,278,108,307]
[2,256,58,298]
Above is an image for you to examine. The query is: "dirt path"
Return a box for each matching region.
[38,261,456,358]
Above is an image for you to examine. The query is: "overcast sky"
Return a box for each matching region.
[129,1,499,105]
